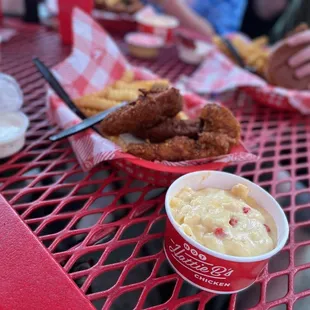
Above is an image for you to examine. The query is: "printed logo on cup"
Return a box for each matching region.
[167,238,233,289]
[164,220,267,293]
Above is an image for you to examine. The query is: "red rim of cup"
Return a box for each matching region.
[164,171,289,293]
[125,32,164,48]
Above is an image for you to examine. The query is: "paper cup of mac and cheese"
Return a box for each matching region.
[164,171,289,294]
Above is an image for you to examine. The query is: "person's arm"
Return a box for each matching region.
[161,0,215,36]
[287,30,310,81]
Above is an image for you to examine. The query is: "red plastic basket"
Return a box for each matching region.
[111,158,228,187]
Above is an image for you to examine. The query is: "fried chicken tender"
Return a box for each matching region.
[135,103,240,144]
[135,118,202,142]
[127,136,196,161]
[100,87,183,136]
[126,103,241,161]
[198,132,237,155]
[127,133,236,161]
[201,103,241,140]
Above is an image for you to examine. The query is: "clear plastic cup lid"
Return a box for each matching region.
[0,73,23,112]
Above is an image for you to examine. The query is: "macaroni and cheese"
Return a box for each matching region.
[170,184,277,257]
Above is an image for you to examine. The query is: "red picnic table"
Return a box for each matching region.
[1,18,310,310]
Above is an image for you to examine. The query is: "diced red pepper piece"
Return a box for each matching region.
[243,206,250,214]
[264,224,271,233]
[229,217,238,227]
[214,227,226,238]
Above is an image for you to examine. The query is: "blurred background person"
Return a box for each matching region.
[231,0,310,86]
[191,0,247,35]
[147,0,247,36]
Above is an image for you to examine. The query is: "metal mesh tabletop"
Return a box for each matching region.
[1,20,310,310]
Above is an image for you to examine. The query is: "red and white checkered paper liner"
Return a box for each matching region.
[182,36,310,114]
[47,8,255,172]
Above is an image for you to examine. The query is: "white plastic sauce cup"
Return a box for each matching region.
[0,112,29,158]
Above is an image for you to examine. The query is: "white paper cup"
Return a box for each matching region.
[164,171,289,294]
